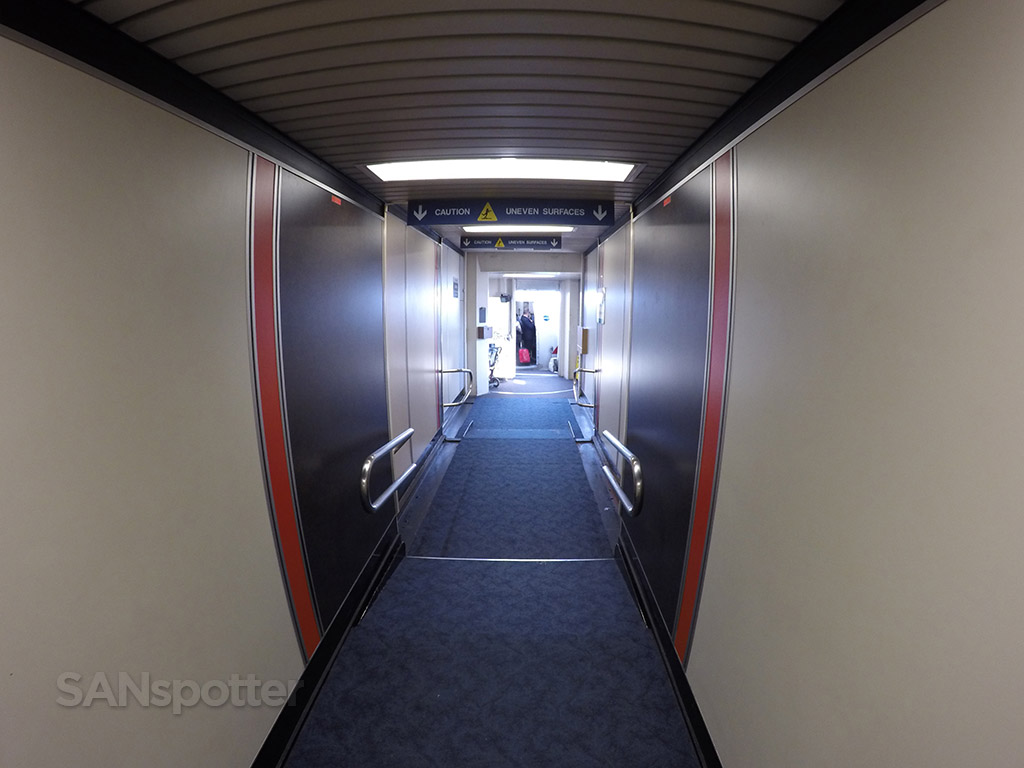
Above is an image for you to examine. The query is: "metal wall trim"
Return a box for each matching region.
[401,217,417,455]
[250,155,322,661]
[618,211,637,454]
[593,243,605,432]
[671,170,718,641]
[434,241,443,429]
[247,155,305,662]
[274,167,326,637]
[380,206,402,483]
[687,149,740,670]
[673,151,735,667]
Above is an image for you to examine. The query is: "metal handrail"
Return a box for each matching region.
[441,368,474,408]
[573,366,598,409]
[360,427,416,514]
[600,429,644,517]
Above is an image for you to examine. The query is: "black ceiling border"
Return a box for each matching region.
[0,0,384,216]
[631,0,946,216]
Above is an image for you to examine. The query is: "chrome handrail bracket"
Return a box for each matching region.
[360,427,416,514]
[599,429,644,517]
[573,366,598,409]
[441,367,475,408]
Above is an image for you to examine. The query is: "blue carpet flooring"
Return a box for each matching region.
[410,392,605,559]
[284,559,699,768]
[408,437,609,559]
[466,395,580,429]
[283,387,699,767]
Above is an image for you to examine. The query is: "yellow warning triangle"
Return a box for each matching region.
[495,238,505,248]
[477,202,498,222]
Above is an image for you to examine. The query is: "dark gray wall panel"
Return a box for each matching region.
[624,167,711,626]
[278,170,391,628]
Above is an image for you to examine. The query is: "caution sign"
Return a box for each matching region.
[460,235,562,251]
[408,198,614,227]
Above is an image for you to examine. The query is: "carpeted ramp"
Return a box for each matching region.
[282,385,700,767]
[284,558,699,768]
[409,394,606,559]
[466,395,579,429]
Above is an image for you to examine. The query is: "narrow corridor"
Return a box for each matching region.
[283,373,699,767]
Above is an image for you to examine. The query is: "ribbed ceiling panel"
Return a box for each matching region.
[75,0,844,253]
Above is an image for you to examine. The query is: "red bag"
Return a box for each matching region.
[518,348,531,364]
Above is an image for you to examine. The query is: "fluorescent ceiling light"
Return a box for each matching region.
[366,158,634,182]
[464,225,574,234]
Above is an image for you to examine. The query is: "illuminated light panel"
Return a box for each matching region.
[463,225,574,233]
[366,158,634,182]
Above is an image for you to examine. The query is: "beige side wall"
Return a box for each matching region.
[0,37,301,767]
[559,278,580,380]
[439,244,467,410]
[384,212,414,473]
[595,224,632,443]
[580,250,600,403]
[405,228,441,458]
[687,1,1024,765]
[466,253,491,399]
[385,216,441,467]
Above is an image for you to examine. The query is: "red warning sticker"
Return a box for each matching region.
[330,195,342,206]
[663,196,672,207]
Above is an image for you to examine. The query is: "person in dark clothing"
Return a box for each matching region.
[519,308,537,365]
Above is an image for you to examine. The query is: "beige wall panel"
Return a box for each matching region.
[384,212,413,472]
[405,228,440,459]
[559,278,580,380]
[596,225,631,442]
[440,244,467,411]
[0,37,301,767]
[468,252,495,397]
[580,251,600,401]
[687,1,1024,766]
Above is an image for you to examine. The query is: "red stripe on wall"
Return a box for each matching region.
[674,151,734,664]
[251,155,321,659]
